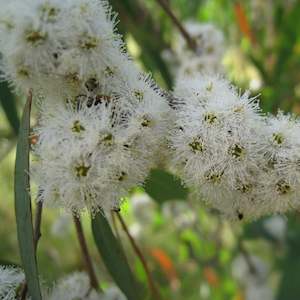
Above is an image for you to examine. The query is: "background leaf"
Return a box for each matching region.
[144,169,189,204]
[0,81,19,135]
[14,95,42,300]
[92,212,146,300]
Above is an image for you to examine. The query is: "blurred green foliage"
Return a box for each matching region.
[2,0,300,299]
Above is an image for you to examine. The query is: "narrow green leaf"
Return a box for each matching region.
[14,94,42,300]
[92,212,146,300]
[144,169,189,204]
[0,81,19,134]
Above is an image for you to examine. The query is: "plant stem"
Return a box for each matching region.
[33,201,43,251]
[73,215,101,291]
[115,211,162,300]
[155,0,197,51]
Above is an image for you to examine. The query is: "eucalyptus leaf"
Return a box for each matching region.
[92,212,146,300]
[144,169,189,204]
[14,95,42,300]
[0,81,19,134]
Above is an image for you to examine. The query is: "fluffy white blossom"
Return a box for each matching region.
[170,73,300,220]
[0,0,124,95]
[45,272,108,300]
[3,0,300,221]
[45,272,127,300]
[172,22,225,77]
[32,84,168,213]
[0,266,24,300]
[169,74,266,220]
[256,112,300,215]
[0,0,170,214]
[0,268,126,300]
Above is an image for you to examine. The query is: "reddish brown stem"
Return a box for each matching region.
[73,215,101,291]
[115,211,162,300]
[156,0,197,51]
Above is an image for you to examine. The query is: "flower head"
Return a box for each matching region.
[170,73,266,220]
[0,266,24,300]
[0,0,170,214]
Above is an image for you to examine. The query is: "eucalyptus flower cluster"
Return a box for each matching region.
[1,0,299,221]
[0,266,24,300]
[174,22,225,77]
[0,267,126,300]
[169,74,300,220]
[0,0,169,214]
[46,272,126,300]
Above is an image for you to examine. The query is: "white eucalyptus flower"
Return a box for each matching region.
[45,272,98,300]
[173,22,225,76]
[0,0,170,214]
[170,74,265,220]
[0,266,24,300]
[256,112,300,215]
[45,272,126,300]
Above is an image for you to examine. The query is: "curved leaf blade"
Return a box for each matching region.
[92,212,146,300]
[144,169,189,204]
[14,94,42,300]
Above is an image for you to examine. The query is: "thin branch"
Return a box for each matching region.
[73,215,101,292]
[155,0,197,51]
[115,211,162,300]
[33,201,43,251]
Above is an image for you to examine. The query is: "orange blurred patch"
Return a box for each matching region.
[203,266,219,287]
[234,3,256,45]
[234,291,245,300]
[150,248,178,282]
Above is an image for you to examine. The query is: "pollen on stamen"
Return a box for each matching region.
[104,66,115,77]
[25,30,46,44]
[39,4,60,22]
[71,120,85,133]
[141,115,152,127]
[273,133,284,145]
[204,112,217,124]
[229,144,245,159]
[75,163,91,178]
[79,35,98,50]
[17,67,30,78]
[117,171,127,182]
[99,133,114,146]
[205,170,223,184]
[189,137,204,153]
[134,90,144,101]
[275,180,291,195]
